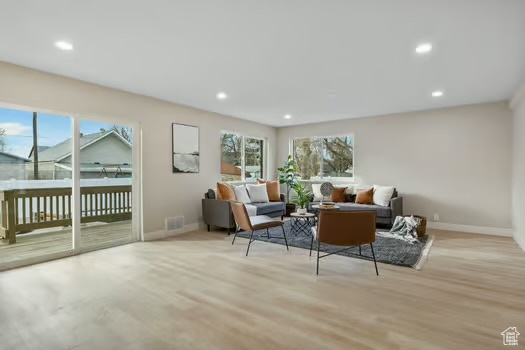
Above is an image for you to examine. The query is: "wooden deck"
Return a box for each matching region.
[0,221,133,265]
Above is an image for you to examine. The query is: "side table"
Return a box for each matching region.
[290,212,315,236]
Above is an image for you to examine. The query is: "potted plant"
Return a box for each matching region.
[278,155,299,216]
[293,183,311,215]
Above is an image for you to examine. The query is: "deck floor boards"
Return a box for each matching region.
[0,221,132,264]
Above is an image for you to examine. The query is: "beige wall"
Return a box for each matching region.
[511,85,525,250]
[0,61,515,236]
[277,102,513,230]
[0,62,277,234]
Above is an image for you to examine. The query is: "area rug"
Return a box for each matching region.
[235,221,434,270]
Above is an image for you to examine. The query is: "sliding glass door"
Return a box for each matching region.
[0,106,139,269]
[0,108,73,265]
[79,121,135,250]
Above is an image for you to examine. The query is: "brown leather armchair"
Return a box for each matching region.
[230,201,289,256]
[310,210,379,276]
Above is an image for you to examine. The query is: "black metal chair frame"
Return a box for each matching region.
[309,234,379,276]
[232,226,289,256]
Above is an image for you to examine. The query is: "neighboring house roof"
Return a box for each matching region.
[28,145,51,159]
[37,130,131,162]
[0,151,30,162]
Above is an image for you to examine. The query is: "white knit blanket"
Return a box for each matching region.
[377,216,421,243]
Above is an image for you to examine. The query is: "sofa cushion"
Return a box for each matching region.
[217,182,235,201]
[247,184,269,203]
[234,185,251,204]
[331,187,347,202]
[373,185,395,207]
[337,203,392,218]
[356,187,374,204]
[345,193,356,202]
[250,202,285,215]
[257,179,281,202]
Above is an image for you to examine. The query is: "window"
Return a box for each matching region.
[292,135,353,180]
[221,131,264,182]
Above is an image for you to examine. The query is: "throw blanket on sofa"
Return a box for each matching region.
[378,216,421,243]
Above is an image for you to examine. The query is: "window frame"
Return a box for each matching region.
[220,130,267,183]
[290,133,355,182]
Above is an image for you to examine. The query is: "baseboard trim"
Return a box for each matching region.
[513,231,525,252]
[427,222,513,237]
[144,223,201,241]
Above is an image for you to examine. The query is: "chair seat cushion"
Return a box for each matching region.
[250,215,284,230]
[245,204,258,217]
[250,202,285,215]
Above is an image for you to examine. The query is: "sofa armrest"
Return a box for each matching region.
[390,197,403,223]
[201,199,235,229]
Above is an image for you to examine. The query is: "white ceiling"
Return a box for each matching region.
[1,0,524,127]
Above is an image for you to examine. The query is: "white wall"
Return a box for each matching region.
[277,102,513,232]
[511,85,525,250]
[0,62,277,235]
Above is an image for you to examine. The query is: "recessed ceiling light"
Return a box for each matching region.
[284,114,292,119]
[415,43,432,54]
[432,90,444,97]
[216,92,228,100]
[55,41,73,50]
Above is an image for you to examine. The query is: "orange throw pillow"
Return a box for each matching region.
[257,179,281,202]
[331,187,347,202]
[355,188,374,204]
[217,182,236,201]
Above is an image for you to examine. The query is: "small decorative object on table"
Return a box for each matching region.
[319,202,335,209]
[320,182,334,204]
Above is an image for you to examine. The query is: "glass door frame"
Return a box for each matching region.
[72,116,142,253]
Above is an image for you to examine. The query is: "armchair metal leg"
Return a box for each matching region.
[266,228,270,239]
[231,229,238,245]
[370,243,379,276]
[358,245,362,256]
[316,240,321,275]
[246,231,255,256]
[309,235,314,257]
[280,225,289,250]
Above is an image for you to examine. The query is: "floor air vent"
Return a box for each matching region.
[165,216,184,231]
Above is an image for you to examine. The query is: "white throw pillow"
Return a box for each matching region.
[311,184,323,201]
[234,185,251,204]
[373,185,395,207]
[246,184,269,203]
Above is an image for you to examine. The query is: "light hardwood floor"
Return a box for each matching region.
[0,229,524,350]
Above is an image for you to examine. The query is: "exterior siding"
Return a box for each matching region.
[0,154,27,180]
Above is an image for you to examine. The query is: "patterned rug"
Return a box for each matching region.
[235,221,433,269]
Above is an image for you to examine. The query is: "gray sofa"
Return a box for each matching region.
[202,189,286,234]
[309,189,403,226]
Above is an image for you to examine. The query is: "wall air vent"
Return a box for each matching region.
[165,216,184,231]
